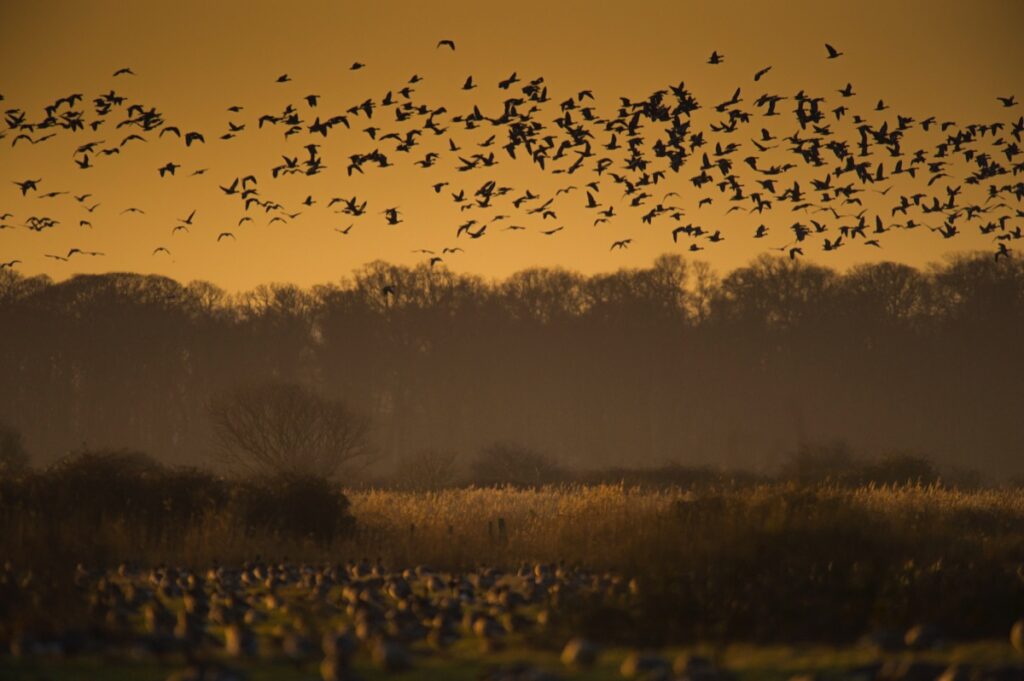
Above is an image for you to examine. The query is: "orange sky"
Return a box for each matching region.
[1,0,1022,290]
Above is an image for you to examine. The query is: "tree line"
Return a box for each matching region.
[0,252,1021,478]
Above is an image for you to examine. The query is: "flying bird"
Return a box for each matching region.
[437,39,456,50]
[610,239,632,250]
[825,43,843,59]
[13,179,41,195]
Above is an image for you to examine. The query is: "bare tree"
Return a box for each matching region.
[210,382,372,478]
[397,448,460,489]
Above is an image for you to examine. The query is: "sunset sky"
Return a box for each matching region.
[1,0,1022,290]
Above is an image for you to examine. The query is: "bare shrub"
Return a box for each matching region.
[858,451,939,486]
[209,382,372,479]
[396,448,460,489]
[469,441,563,487]
[782,440,857,483]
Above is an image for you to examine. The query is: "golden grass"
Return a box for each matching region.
[340,483,1024,568]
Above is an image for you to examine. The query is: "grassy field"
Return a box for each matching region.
[3,481,1024,679]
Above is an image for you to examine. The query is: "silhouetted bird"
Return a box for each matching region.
[13,179,41,195]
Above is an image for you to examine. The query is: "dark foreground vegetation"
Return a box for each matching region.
[2,449,1024,679]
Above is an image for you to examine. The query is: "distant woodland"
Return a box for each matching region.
[1,252,1021,478]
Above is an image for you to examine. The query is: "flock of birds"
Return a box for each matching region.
[2,40,1023,278]
[5,559,1024,681]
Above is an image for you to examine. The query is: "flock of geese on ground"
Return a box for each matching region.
[1,40,1023,276]
[7,560,1024,680]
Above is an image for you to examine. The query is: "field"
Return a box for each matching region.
[3,477,1024,680]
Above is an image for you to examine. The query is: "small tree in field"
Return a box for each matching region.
[470,441,563,487]
[209,382,372,479]
[396,448,460,489]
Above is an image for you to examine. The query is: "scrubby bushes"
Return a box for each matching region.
[469,441,565,487]
[782,441,946,487]
[394,448,460,489]
[0,449,356,566]
[232,474,354,544]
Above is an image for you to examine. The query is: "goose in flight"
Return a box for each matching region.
[610,239,632,250]
[437,39,456,50]
[825,43,843,59]
[13,179,41,195]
